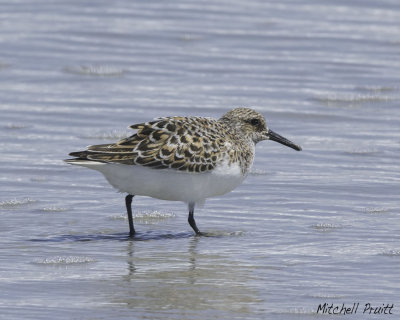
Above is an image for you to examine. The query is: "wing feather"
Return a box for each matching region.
[68,117,229,173]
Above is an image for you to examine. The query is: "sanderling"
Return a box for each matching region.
[65,107,301,236]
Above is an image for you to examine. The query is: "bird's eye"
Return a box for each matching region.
[250,118,260,126]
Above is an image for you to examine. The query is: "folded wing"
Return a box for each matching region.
[68,117,228,173]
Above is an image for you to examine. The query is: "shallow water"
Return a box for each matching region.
[1,0,399,319]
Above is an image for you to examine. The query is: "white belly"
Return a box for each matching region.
[71,161,247,203]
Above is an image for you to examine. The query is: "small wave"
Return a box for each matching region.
[33,256,96,265]
[79,130,129,140]
[0,198,37,209]
[342,148,380,156]
[64,65,126,77]
[363,207,389,214]
[30,176,48,182]
[112,210,176,224]
[313,93,393,107]
[311,223,342,231]
[134,210,176,221]
[199,230,244,237]
[249,168,268,175]
[40,207,68,213]
[4,123,28,129]
[309,293,345,299]
[179,34,202,41]
[380,250,400,257]
[356,85,398,93]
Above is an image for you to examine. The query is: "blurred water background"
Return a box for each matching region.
[1,0,399,319]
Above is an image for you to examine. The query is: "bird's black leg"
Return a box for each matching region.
[188,202,202,235]
[125,194,135,237]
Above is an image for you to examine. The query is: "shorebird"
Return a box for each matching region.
[65,107,301,236]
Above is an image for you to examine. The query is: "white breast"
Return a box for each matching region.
[72,160,247,204]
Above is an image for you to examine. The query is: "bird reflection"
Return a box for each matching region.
[119,232,258,316]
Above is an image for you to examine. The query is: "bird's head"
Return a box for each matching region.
[220,107,302,151]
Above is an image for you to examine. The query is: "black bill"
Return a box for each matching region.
[267,129,302,151]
